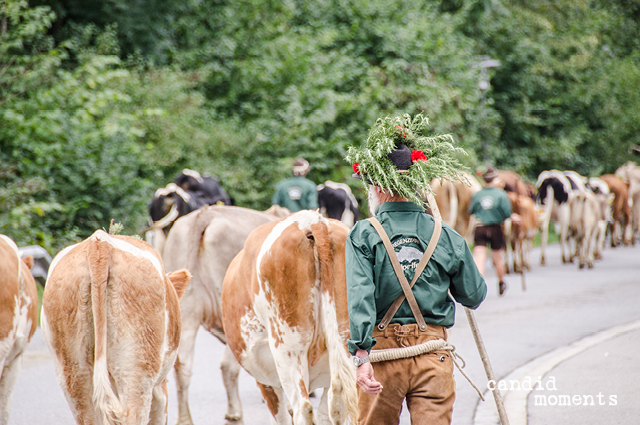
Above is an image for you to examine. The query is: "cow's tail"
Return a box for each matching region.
[88,231,124,425]
[314,220,358,425]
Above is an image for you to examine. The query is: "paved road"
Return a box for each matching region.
[9,242,640,425]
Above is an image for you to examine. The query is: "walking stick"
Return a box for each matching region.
[520,245,526,292]
[426,192,510,425]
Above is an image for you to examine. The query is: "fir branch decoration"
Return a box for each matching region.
[345,114,468,207]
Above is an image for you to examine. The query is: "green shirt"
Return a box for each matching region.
[346,202,487,355]
[468,186,512,225]
[272,176,319,212]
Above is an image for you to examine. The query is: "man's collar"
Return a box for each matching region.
[375,201,424,215]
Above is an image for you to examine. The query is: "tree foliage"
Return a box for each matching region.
[2,0,640,253]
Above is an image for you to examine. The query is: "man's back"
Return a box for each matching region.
[469,186,512,225]
[272,176,318,212]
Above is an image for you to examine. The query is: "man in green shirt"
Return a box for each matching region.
[345,115,487,425]
[272,157,318,212]
[468,166,518,295]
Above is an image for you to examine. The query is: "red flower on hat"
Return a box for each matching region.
[411,150,427,162]
[353,162,360,174]
[395,125,408,138]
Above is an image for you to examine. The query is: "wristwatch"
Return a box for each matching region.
[352,355,370,367]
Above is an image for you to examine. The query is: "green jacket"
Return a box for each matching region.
[346,202,487,355]
[272,176,319,212]
[468,186,512,225]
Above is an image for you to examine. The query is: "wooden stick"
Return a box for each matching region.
[520,245,526,292]
[426,192,511,425]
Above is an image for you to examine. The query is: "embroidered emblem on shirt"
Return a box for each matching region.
[480,196,494,210]
[392,237,420,248]
[288,187,303,200]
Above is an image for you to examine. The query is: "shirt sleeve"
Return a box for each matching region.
[345,229,377,355]
[449,239,487,309]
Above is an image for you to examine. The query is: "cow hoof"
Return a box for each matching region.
[578,263,585,269]
[224,414,243,425]
[588,262,594,269]
[540,258,546,266]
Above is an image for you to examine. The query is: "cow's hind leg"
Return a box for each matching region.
[148,380,168,425]
[316,388,332,425]
[174,319,199,425]
[0,356,21,423]
[272,355,314,425]
[221,345,243,424]
[257,383,293,425]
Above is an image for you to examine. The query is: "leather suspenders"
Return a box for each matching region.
[366,217,442,331]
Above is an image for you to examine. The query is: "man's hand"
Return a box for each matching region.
[355,350,383,395]
[511,212,522,225]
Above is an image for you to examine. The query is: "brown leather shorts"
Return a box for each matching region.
[474,224,506,250]
[359,323,455,425]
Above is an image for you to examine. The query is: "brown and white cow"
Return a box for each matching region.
[0,235,38,423]
[221,211,358,425]
[504,192,538,273]
[587,177,613,260]
[615,162,640,245]
[41,230,191,425]
[498,169,532,199]
[600,174,631,247]
[429,172,482,243]
[162,205,290,425]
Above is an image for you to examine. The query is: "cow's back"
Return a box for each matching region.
[222,212,357,424]
[42,232,181,424]
[601,174,630,218]
[163,206,287,337]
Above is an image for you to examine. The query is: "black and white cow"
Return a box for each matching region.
[174,169,232,206]
[146,170,232,254]
[536,170,578,265]
[317,181,359,227]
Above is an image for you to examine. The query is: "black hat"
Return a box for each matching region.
[353,144,412,180]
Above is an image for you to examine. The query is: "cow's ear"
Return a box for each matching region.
[22,255,34,270]
[167,269,191,299]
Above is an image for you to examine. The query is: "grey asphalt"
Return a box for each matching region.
[527,329,640,425]
[8,241,640,425]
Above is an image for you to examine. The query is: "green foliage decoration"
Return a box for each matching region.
[346,114,468,207]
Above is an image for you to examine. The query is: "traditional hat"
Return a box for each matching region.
[346,114,468,207]
[482,166,499,183]
[292,157,310,176]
